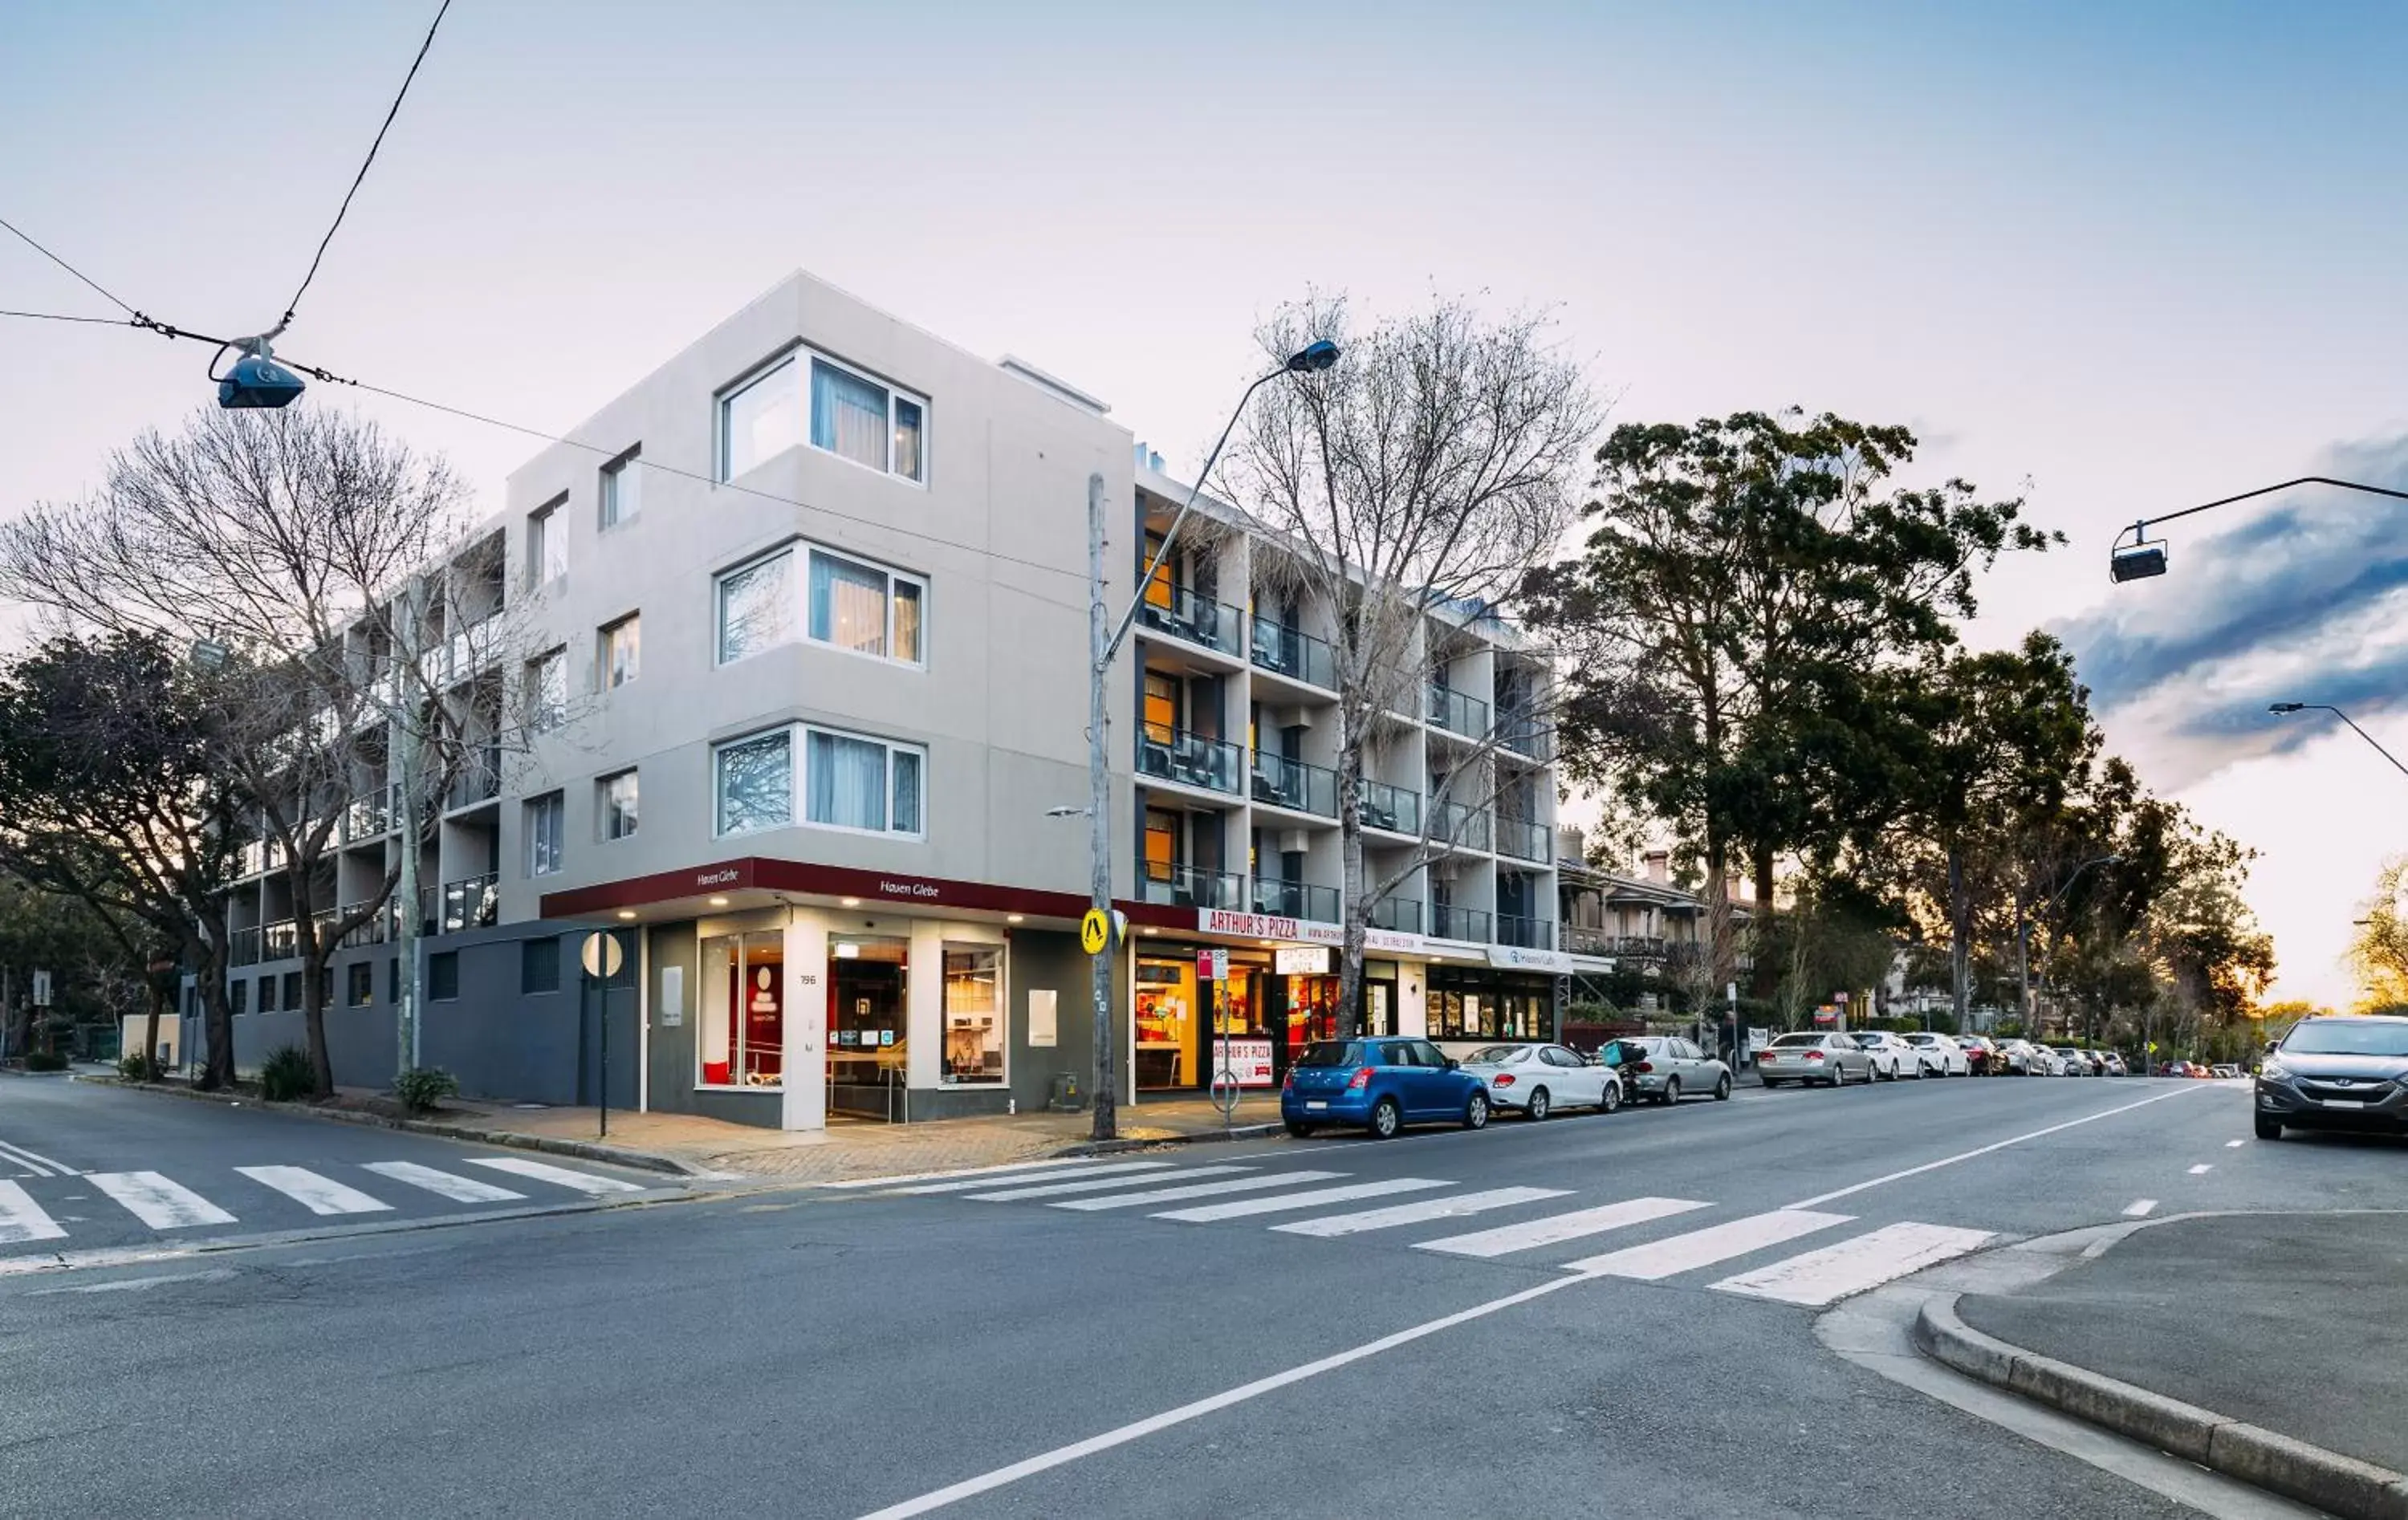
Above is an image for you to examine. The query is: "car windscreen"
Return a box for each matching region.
[1850,1034,1884,1047]
[1770,1033,1824,1047]
[1465,1045,1531,1066]
[1296,1041,1366,1068]
[2283,1022,2408,1058]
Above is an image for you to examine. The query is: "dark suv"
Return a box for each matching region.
[2254,1014,2408,1140]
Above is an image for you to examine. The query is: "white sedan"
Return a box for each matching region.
[1902,1032,1970,1076]
[1849,1030,1920,1080]
[1458,1042,1621,1120]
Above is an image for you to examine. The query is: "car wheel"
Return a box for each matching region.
[1464,1091,1491,1131]
[1527,1087,1552,1122]
[1369,1096,1401,1140]
[1829,1065,1847,1088]
[2254,1114,2284,1141]
[1762,1078,1783,1089]
[1713,1073,1731,1101]
[1600,1081,1623,1113]
[1663,1076,1682,1104]
[1284,1120,1316,1138]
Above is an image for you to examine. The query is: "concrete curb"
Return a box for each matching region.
[1052,1121,1283,1157]
[1913,1292,2408,1520]
[76,1075,706,1178]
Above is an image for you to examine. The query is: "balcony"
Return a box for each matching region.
[1251,752,1337,818]
[1137,860,1244,911]
[390,887,439,941]
[1359,779,1421,836]
[1251,877,1338,925]
[344,790,392,843]
[1432,801,1491,853]
[1136,584,1243,658]
[238,839,267,877]
[1430,904,1491,943]
[339,900,387,949]
[263,919,298,961]
[445,749,501,811]
[1249,616,1334,689]
[1559,924,1613,956]
[230,926,262,968]
[1369,896,1422,934]
[441,872,499,933]
[1137,726,1243,796]
[1496,913,1554,949]
[1496,709,1554,762]
[1497,817,1552,864]
[1426,682,1491,738]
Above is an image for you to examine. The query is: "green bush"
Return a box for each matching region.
[258,1045,315,1102]
[118,1051,161,1082]
[24,1049,68,1072]
[392,1066,458,1115]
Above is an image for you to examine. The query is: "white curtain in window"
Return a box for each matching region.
[808,731,888,831]
[892,749,921,835]
[811,361,889,471]
[893,397,923,482]
[811,552,889,654]
[891,580,922,662]
[718,551,795,662]
[717,731,793,835]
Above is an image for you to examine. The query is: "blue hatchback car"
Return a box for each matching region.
[1281,1036,1491,1140]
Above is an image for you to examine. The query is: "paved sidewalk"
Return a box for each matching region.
[1955,1211,2408,1478]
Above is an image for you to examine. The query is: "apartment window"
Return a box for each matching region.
[809,356,925,482]
[600,613,641,689]
[526,790,565,876]
[522,937,561,995]
[715,729,793,836]
[715,548,797,664]
[600,449,641,528]
[283,971,303,1010]
[718,357,803,480]
[805,726,923,836]
[528,498,567,587]
[429,951,459,1001]
[526,648,567,733]
[809,548,924,664]
[347,961,373,1008]
[600,770,640,840]
[230,978,248,1015]
[258,976,277,1013]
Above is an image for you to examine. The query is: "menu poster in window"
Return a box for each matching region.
[1028,990,1058,1047]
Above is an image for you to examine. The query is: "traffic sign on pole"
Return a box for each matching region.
[1080,909,1111,956]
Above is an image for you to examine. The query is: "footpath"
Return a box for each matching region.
[1915,1210,2408,1520]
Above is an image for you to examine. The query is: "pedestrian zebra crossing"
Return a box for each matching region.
[0,1156,652,1251]
[829,1157,1996,1309]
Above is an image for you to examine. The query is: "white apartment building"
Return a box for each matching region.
[214,272,1595,1130]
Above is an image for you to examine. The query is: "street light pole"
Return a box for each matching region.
[2110,475,2408,582]
[2268,703,2408,780]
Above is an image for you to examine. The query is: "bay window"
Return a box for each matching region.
[718,358,803,481]
[810,357,925,482]
[710,723,924,839]
[714,729,793,836]
[807,548,924,664]
[716,548,797,664]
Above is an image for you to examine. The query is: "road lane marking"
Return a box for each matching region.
[1274,1186,1572,1238]
[1153,1178,1448,1223]
[1416,1196,1710,1258]
[1050,1172,1345,1212]
[1784,1086,2204,1209]
[850,1272,1588,1520]
[87,1173,238,1229]
[362,1161,527,1204]
[0,1181,68,1244]
[819,1157,1121,1190]
[2224,1139,2244,1148]
[1709,1221,1994,1306]
[0,1140,75,1177]
[2123,1199,2158,1217]
[2188,1164,2213,1175]
[929,1163,1180,1197]
[967,1165,1244,1201]
[463,1157,646,1195]
[235,1166,393,1216]
[1566,1209,1852,1280]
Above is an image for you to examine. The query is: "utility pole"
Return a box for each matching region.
[1085,471,1117,1143]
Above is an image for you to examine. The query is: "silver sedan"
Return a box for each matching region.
[1755,1031,1876,1087]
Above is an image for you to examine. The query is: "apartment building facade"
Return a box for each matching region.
[215,272,1597,1130]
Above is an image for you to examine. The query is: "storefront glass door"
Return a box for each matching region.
[828,934,909,1119]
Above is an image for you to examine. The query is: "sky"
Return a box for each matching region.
[3,0,2404,1006]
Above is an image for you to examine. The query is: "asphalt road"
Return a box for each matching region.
[3,1071,2392,1519]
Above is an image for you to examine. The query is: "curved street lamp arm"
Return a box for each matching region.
[2312,705,2408,781]
[2130,475,2408,541]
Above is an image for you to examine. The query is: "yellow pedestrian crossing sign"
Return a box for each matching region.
[1081,908,1111,955]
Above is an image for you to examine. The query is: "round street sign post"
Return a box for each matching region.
[580,932,625,1137]
[1080,909,1110,957]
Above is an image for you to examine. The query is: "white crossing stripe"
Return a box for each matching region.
[463,1157,647,1195]
[2187,1164,2213,1175]
[87,1172,238,1230]
[0,1181,68,1244]
[1274,1186,1573,1238]
[1565,1209,1851,1279]
[236,1166,392,1216]
[820,1157,1117,1190]
[1709,1221,1995,1306]
[1051,1172,1347,1212]
[2123,1198,2158,1217]
[363,1161,527,1204]
[967,1166,1246,1201]
[900,1161,1175,1196]
[1414,1197,1709,1259]
[1153,1178,1449,1223]
[0,1139,76,1177]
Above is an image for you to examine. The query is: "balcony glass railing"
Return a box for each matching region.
[446,750,502,811]
[1251,877,1339,925]
[230,926,262,968]
[1251,752,1337,817]
[1369,896,1422,934]
[1248,616,1335,689]
[1496,913,1554,949]
[1358,779,1421,836]
[1432,801,1491,853]
[1136,726,1243,795]
[1137,860,1245,911]
[344,790,392,843]
[1430,904,1491,943]
[1136,583,1243,657]
[263,919,298,961]
[1426,682,1491,738]
[441,872,499,933]
[339,901,387,949]
[1495,709,1554,761]
[1497,817,1552,864]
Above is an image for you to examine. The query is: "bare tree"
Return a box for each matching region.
[1218,295,1599,1034]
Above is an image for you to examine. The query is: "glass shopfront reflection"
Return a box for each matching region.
[828,933,909,1118]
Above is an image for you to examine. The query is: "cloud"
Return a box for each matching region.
[2055,433,2408,790]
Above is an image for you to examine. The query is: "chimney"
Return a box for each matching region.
[1643,850,1670,884]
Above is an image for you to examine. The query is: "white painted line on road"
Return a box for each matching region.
[2188,1164,2213,1175]
[819,1157,1119,1190]
[1051,1171,1345,1212]
[967,1165,1243,1201]
[850,1271,1589,1520]
[1152,1177,1448,1223]
[0,1139,76,1177]
[362,1161,527,1204]
[1274,1186,1572,1238]
[913,1162,1177,1197]
[235,1166,392,1217]
[463,1157,646,1195]
[87,1172,238,1230]
[0,1181,68,1244]
[2122,1198,2158,1217]
[1413,1196,1708,1259]
[1709,1221,1995,1306]
[1566,1209,1852,1280]
[1784,1086,2204,1210]
[30,1268,241,1296]
[2225,1139,2244,1148]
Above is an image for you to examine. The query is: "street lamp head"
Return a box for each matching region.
[2109,539,2168,583]
[2268,702,2306,714]
[1286,339,1341,374]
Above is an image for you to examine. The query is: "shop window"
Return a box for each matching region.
[829,934,909,1115]
[1134,955,1198,1090]
[701,932,784,1087]
[942,945,1004,1085]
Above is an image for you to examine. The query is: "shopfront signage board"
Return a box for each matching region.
[1485,945,1575,975]
[1274,945,1332,976]
[1218,1038,1275,1087]
[1195,908,1424,957]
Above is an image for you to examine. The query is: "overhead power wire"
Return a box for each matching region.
[0,213,138,316]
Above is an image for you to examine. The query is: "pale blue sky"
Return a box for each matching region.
[6,2,2405,1003]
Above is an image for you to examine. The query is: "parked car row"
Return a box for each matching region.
[1755,1031,2132,1086]
[1279,1034,1739,1138]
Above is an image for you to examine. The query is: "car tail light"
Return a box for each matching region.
[1805,1051,1825,1062]
[1347,1067,1373,1091]
[1493,1073,1516,1087]
[1282,1067,1296,1090]
[1630,1060,1654,1074]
